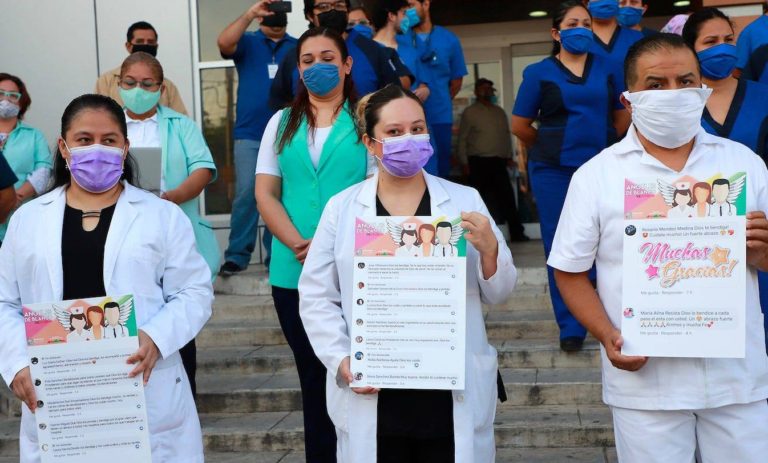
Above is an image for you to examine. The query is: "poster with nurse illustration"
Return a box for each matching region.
[351,216,467,389]
[24,295,151,462]
[621,173,747,358]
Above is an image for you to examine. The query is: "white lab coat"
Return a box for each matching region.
[0,182,213,463]
[66,329,93,342]
[299,172,517,463]
[394,244,421,257]
[102,323,129,339]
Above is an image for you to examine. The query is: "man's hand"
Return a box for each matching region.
[600,329,648,372]
[747,211,768,271]
[338,356,379,395]
[11,367,37,413]
[244,0,275,22]
[127,330,161,385]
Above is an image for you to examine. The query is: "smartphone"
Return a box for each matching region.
[268,1,292,13]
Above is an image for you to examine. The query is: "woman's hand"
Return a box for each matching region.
[294,239,312,264]
[460,211,498,257]
[11,367,37,413]
[127,330,161,385]
[160,189,181,205]
[338,356,379,395]
[747,211,768,271]
[244,0,275,21]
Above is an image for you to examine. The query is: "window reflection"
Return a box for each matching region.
[197,0,259,62]
[201,67,238,215]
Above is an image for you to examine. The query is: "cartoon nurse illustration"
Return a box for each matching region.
[54,306,94,342]
[659,181,695,218]
[102,301,131,339]
[86,306,106,340]
[692,182,712,217]
[418,224,437,257]
[387,221,421,257]
[432,221,463,257]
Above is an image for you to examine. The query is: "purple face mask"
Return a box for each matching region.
[375,133,433,178]
[65,143,125,193]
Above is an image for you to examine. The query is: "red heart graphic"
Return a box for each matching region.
[728,230,734,235]
[642,232,648,238]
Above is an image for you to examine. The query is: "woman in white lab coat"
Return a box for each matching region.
[0,94,212,462]
[299,84,517,463]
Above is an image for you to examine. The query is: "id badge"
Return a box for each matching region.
[268,64,279,79]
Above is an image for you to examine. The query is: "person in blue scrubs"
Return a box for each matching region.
[373,0,428,98]
[511,0,630,352]
[396,0,467,178]
[736,7,768,84]
[684,7,768,351]
[217,3,297,276]
[587,0,644,89]
[618,0,657,37]
[269,0,405,111]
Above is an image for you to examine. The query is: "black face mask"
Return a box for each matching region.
[317,10,348,35]
[131,44,158,57]
[262,12,288,28]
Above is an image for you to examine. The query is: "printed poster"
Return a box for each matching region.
[351,216,467,389]
[25,295,152,462]
[621,174,747,358]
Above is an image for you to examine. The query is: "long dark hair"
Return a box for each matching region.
[551,1,591,55]
[276,28,358,154]
[49,94,138,192]
[681,7,733,49]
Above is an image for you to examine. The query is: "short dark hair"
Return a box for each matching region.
[712,178,730,188]
[436,221,452,231]
[0,73,32,119]
[681,7,733,49]
[475,78,494,89]
[372,0,408,30]
[104,301,120,311]
[624,33,699,88]
[126,21,157,43]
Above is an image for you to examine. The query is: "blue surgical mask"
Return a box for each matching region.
[617,6,644,27]
[402,7,420,33]
[588,0,619,20]
[351,23,373,39]
[697,43,738,80]
[559,28,594,55]
[302,63,341,96]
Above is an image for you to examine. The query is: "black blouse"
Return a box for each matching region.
[62,204,116,300]
[375,189,455,439]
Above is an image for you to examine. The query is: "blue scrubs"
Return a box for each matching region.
[737,15,768,84]
[397,26,467,177]
[701,78,768,351]
[513,53,623,340]
[589,26,644,92]
[269,29,402,110]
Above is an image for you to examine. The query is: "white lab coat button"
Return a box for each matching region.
[457,394,465,402]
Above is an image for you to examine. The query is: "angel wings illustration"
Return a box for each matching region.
[657,175,745,218]
[53,300,132,331]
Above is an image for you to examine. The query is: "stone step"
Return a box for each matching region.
[0,405,614,456]
[197,339,601,376]
[204,447,617,463]
[198,308,564,349]
[200,404,614,453]
[195,368,602,414]
[213,265,548,297]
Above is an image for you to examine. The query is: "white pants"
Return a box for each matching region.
[611,400,768,463]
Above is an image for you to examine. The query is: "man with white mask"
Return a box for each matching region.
[548,33,768,462]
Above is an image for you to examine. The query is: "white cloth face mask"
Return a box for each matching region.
[622,86,713,149]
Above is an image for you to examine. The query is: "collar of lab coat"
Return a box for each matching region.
[354,170,450,214]
[37,181,143,299]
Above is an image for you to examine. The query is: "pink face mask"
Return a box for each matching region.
[64,142,125,193]
[373,133,434,178]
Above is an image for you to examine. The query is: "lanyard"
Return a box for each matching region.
[266,38,287,64]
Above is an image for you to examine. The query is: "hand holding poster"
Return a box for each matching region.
[24,295,152,462]
[621,173,747,358]
[351,216,467,390]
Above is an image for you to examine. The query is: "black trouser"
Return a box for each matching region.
[179,339,197,397]
[377,435,455,462]
[468,156,525,237]
[272,286,336,463]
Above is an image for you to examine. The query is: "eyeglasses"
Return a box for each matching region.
[314,1,348,13]
[119,78,162,91]
[0,90,22,102]
[348,19,370,28]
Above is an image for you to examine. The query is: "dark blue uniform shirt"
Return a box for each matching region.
[589,26,644,92]
[224,30,297,141]
[701,78,768,158]
[513,53,624,167]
